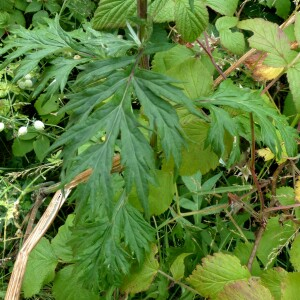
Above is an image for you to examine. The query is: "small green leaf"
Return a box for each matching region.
[35,94,60,115]
[257,217,294,268]
[170,253,192,280]
[52,265,100,300]
[121,245,159,294]
[206,0,239,16]
[22,238,58,298]
[33,135,50,162]
[275,187,295,206]
[174,0,208,42]
[216,16,245,55]
[261,267,288,300]
[92,0,136,30]
[187,253,251,298]
[234,243,261,276]
[150,0,175,23]
[25,0,42,13]
[0,12,10,28]
[12,138,34,157]
[152,45,194,74]
[273,0,291,19]
[290,235,300,272]
[167,57,213,98]
[179,114,219,175]
[219,30,245,55]
[129,170,174,216]
[32,10,49,27]
[51,214,75,263]
[217,278,273,300]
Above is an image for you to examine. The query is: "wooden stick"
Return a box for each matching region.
[5,155,121,300]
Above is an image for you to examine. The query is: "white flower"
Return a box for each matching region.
[18,126,28,136]
[24,79,33,88]
[0,122,5,132]
[24,74,32,80]
[33,120,45,131]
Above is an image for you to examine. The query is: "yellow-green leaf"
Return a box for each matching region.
[187,253,251,298]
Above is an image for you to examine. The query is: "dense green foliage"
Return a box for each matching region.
[1,0,300,299]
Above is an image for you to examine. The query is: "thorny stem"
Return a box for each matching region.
[137,0,149,69]
[271,162,287,196]
[249,113,265,210]
[247,224,266,271]
[196,37,226,79]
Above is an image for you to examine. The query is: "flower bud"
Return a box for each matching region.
[24,79,33,88]
[33,120,45,131]
[18,126,28,136]
[0,122,4,132]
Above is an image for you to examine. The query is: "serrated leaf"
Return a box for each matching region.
[118,201,155,263]
[92,0,136,30]
[219,30,245,55]
[22,238,58,298]
[33,57,88,98]
[70,199,154,289]
[282,273,300,300]
[149,0,175,23]
[33,135,50,162]
[51,214,75,263]
[133,70,186,163]
[187,253,251,298]
[170,253,192,280]
[289,235,300,271]
[206,106,237,156]
[217,278,273,300]
[121,245,159,293]
[238,19,297,67]
[203,80,298,159]
[206,0,239,16]
[52,265,100,300]
[0,16,98,85]
[174,0,208,42]
[257,217,294,268]
[261,267,288,300]
[120,112,155,214]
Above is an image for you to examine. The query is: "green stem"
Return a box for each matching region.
[158,270,200,295]
[137,0,149,69]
